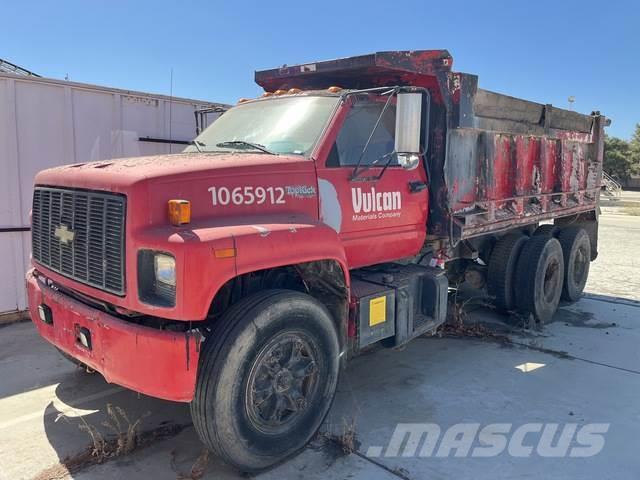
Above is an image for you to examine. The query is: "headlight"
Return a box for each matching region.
[138,250,176,307]
[154,254,176,287]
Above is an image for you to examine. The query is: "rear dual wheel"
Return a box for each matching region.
[489,226,591,323]
[533,224,560,237]
[514,235,564,323]
[488,234,528,312]
[558,227,591,302]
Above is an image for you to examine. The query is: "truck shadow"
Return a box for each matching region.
[39,371,192,478]
[35,291,636,478]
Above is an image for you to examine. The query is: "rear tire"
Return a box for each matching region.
[533,224,560,237]
[514,236,565,324]
[488,234,528,312]
[191,290,340,473]
[558,227,591,302]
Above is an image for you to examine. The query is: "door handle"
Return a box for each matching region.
[409,181,428,193]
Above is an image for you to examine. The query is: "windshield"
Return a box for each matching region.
[184,95,339,157]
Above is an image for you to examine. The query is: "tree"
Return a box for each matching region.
[604,135,634,180]
[629,123,640,174]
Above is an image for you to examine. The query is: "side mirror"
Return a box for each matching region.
[397,153,420,170]
[395,92,422,170]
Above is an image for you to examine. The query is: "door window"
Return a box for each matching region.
[327,99,397,167]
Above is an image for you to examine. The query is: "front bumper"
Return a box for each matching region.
[26,269,200,402]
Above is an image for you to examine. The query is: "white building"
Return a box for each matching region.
[0,67,227,320]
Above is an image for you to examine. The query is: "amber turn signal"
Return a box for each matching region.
[168,199,191,226]
[214,247,237,259]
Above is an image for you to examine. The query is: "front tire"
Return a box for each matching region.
[191,290,340,472]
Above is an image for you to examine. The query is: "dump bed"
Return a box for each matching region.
[444,86,605,240]
[255,50,606,240]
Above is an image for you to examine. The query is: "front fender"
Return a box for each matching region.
[180,214,350,321]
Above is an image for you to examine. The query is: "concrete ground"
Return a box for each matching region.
[1,210,639,480]
[601,188,640,205]
[590,202,640,300]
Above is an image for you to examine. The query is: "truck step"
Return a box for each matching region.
[351,263,448,350]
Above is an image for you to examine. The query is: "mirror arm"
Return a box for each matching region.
[375,151,398,180]
[375,147,428,181]
[350,87,400,180]
[346,85,430,182]
[352,151,397,182]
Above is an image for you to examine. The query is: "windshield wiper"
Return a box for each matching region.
[189,140,205,152]
[216,140,276,155]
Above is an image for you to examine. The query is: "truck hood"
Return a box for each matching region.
[35,152,321,227]
[35,152,311,191]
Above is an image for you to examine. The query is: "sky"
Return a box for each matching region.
[2,0,639,139]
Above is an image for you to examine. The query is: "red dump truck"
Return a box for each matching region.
[27,50,605,471]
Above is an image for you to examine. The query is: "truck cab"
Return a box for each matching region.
[27,50,604,472]
[187,85,431,267]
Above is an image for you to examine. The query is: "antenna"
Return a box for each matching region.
[168,68,174,154]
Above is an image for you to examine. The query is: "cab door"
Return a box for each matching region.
[315,95,428,268]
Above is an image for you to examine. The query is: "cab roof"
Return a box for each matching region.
[255,50,453,92]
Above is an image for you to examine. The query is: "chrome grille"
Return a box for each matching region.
[32,187,126,295]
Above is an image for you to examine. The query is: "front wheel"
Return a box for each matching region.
[191,290,340,473]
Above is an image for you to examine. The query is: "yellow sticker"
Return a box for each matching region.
[369,296,386,326]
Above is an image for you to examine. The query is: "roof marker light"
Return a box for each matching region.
[327,86,342,93]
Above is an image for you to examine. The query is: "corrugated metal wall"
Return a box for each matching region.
[0,73,223,315]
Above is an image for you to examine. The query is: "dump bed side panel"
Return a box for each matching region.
[443,78,604,239]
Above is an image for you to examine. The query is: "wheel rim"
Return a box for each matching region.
[245,331,319,434]
[573,245,588,285]
[543,258,561,303]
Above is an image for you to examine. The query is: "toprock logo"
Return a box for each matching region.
[351,187,402,221]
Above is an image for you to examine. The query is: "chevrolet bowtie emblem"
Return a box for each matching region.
[54,225,75,245]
